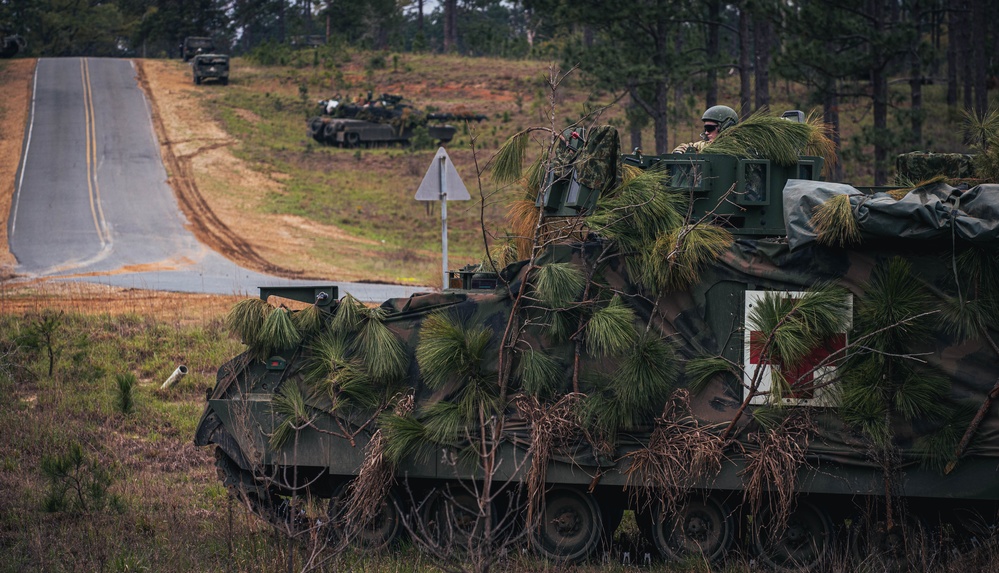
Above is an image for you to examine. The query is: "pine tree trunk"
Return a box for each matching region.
[909,0,923,148]
[971,0,987,113]
[754,11,771,111]
[738,3,751,118]
[706,0,720,108]
[946,2,958,111]
[444,0,458,52]
[824,80,844,182]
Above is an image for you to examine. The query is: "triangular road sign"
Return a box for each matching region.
[415,147,471,201]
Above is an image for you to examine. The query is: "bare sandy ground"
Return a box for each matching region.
[0,58,34,277]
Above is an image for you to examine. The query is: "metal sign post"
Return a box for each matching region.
[415,147,470,289]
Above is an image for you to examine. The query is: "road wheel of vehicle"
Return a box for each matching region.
[530,486,603,563]
[345,132,360,148]
[422,485,490,550]
[309,118,324,139]
[753,502,833,571]
[850,512,934,571]
[642,495,734,563]
[322,122,337,144]
[194,75,201,85]
[220,77,228,86]
[327,481,404,550]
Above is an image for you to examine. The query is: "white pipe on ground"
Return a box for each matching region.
[160,365,189,390]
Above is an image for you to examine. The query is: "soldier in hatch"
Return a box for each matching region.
[673,105,739,153]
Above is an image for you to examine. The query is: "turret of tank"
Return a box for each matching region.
[306,93,484,148]
[196,113,999,568]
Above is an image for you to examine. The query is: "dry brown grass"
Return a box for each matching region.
[0,279,239,325]
[514,393,584,529]
[740,412,814,532]
[624,390,725,514]
[340,392,414,545]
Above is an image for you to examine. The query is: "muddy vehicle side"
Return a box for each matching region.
[195,120,999,567]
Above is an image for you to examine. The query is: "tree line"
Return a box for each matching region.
[1,0,996,184]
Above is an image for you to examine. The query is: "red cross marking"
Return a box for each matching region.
[748,331,846,399]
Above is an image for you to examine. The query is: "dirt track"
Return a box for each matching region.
[134,60,309,279]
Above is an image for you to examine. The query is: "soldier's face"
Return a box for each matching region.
[703,122,720,142]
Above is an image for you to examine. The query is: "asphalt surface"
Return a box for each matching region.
[8,58,423,302]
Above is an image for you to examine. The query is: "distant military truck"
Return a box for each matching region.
[182,36,215,62]
[192,53,230,85]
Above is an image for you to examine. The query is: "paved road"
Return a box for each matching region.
[8,58,422,302]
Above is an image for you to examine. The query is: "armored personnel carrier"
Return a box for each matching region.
[196,113,999,568]
[306,93,484,147]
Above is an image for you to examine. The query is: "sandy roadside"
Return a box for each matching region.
[0,58,35,276]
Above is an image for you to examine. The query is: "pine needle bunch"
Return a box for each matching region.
[914,403,975,471]
[225,297,271,347]
[613,332,679,427]
[578,375,629,448]
[740,413,813,532]
[379,410,428,464]
[685,356,739,395]
[586,169,688,280]
[330,294,365,333]
[810,193,861,247]
[411,311,498,454]
[258,307,302,355]
[353,308,408,383]
[302,324,388,416]
[269,379,313,451]
[530,262,586,309]
[705,111,826,166]
[487,240,521,270]
[515,393,584,531]
[748,286,852,374]
[584,295,637,358]
[963,104,999,182]
[490,130,532,185]
[416,312,494,391]
[342,393,415,538]
[516,348,563,398]
[802,110,838,169]
[624,390,724,514]
[941,248,999,342]
[644,224,733,293]
[292,303,325,338]
[302,329,351,384]
[419,401,464,446]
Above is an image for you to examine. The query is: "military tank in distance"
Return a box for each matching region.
[306,92,485,148]
[196,113,999,569]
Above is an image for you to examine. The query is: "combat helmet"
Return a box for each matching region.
[702,105,739,133]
